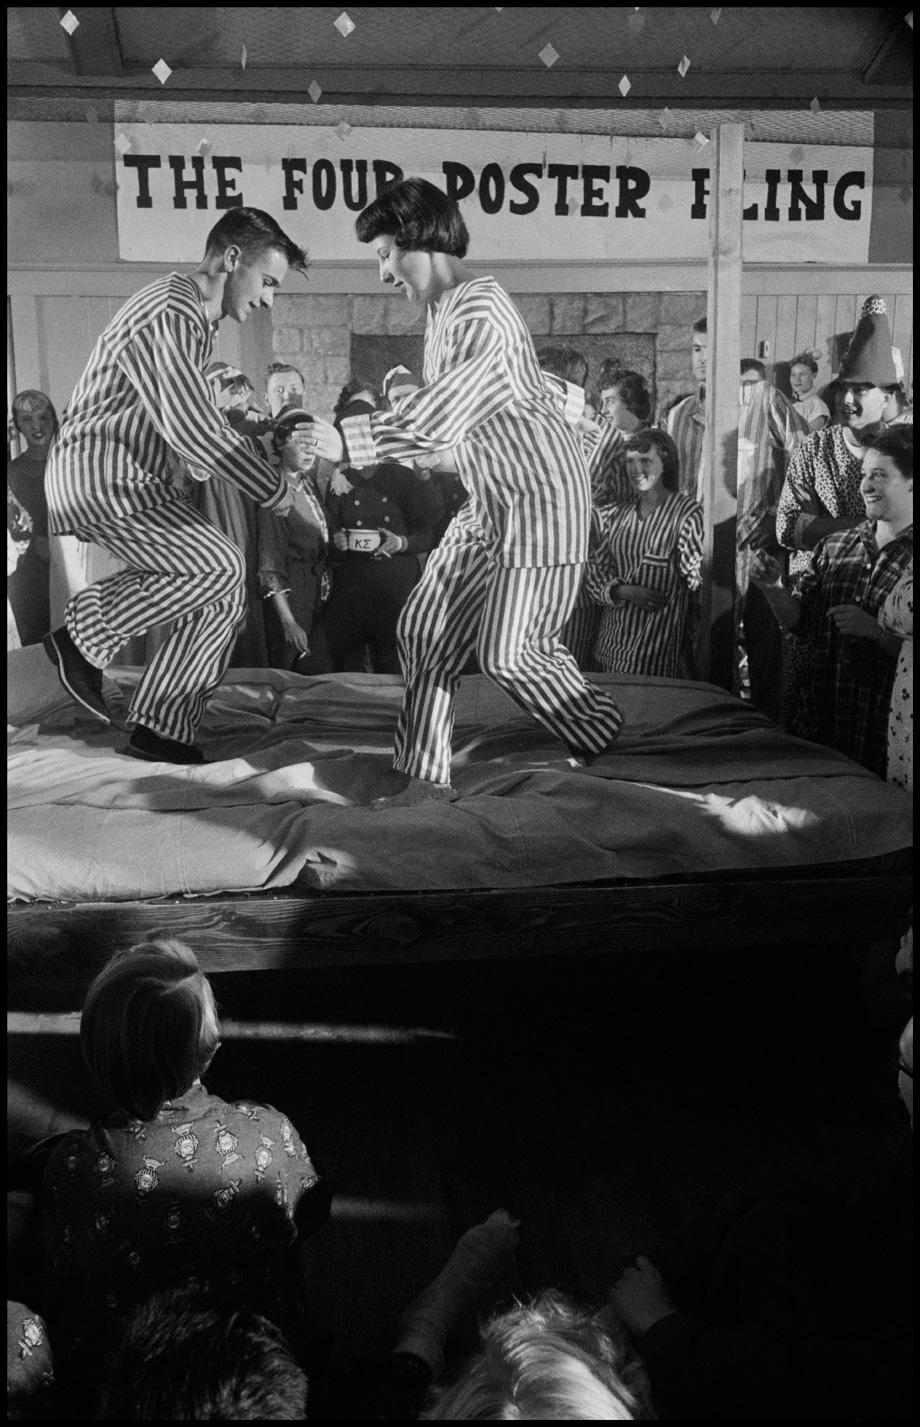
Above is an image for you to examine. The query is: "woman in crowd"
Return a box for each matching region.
[585,428,703,678]
[6,389,57,645]
[257,402,334,670]
[30,939,330,1414]
[789,351,830,433]
[879,564,913,791]
[588,368,654,510]
[754,425,913,775]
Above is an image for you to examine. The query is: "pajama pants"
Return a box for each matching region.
[64,501,246,744]
[394,520,625,785]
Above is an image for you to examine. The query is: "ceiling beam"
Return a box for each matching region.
[7,62,913,108]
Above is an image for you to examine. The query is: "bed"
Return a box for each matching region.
[7,647,913,1008]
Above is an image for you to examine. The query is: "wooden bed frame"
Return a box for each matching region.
[9,855,913,1014]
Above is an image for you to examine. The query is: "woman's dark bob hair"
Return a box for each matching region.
[624,428,682,492]
[355,177,469,258]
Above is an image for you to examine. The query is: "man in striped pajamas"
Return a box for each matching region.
[43,209,309,763]
[305,178,624,806]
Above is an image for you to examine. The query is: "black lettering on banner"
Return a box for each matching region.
[581,165,610,216]
[614,166,649,217]
[341,159,369,211]
[212,156,243,209]
[281,158,307,210]
[509,163,543,214]
[833,171,864,220]
[312,159,336,210]
[442,161,475,203]
[479,163,504,215]
[787,170,828,221]
[547,164,580,214]
[762,170,782,221]
[743,169,758,220]
[690,169,709,219]
[122,154,162,209]
[373,160,403,195]
[168,155,208,210]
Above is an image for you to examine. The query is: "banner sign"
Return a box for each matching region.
[114,121,873,265]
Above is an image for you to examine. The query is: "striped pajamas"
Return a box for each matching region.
[44,273,288,743]
[340,277,624,780]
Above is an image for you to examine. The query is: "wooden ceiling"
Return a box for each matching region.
[7,6,914,111]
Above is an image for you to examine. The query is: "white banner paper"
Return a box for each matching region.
[114,122,873,266]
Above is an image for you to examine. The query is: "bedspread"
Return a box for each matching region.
[7,650,913,903]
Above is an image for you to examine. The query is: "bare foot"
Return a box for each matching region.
[370,776,458,809]
[610,1254,677,1337]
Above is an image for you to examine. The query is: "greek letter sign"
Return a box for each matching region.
[114,121,872,265]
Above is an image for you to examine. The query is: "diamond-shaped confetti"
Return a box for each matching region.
[658,194,673,212]
[809,96,821,113]
[710,7,722,23]
[693,131,710,148]
[905,12,913,29]
[677,54,691,78]
[618,74,632,97]
[539,42,559,68]
[335,121,352,141]
[308,79,323,103]
[789,147,803,164]
[113,132,133,155]
[334,11,355,38]
[152,59,172,85]
[658,107,672,129]
[60,11,79,35]
[241,45,247,70]
[195,137,212,156]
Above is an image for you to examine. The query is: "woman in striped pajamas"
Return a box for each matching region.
[585,430,703,678]
[306,178,624,805]
[42,209,309,763]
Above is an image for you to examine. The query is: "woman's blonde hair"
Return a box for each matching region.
[424,1290,651,1420]
[80,939,220,1120]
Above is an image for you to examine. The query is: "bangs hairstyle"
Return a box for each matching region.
[81,940,221,1121]
[607,370,651,422]
[12,389,59,436]
[204,207,309,275]
[424,1290,648,1421]
[862,424,913,479]
[355,177,470,257]
[625,428,681,490]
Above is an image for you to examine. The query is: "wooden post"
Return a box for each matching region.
[699,122,744,689]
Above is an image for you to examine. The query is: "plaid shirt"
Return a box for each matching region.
[791,521,913,774]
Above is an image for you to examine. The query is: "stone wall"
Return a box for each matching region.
[271,290,706,420]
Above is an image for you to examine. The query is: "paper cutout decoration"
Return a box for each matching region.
[905,12,913,29]
[241,45,247,70]
[59,11,79,35]
[658,107,672,129]
[113,133,133,155]
[308,80,323,103]
[195,137,213,156]
[677,55,691,78]
[151,59,173,85]
[335,121,352,141]
[539,43,559,67]
[334,11,356,37]
[710,7,722,23]
[789,147,803,164]
[693,131,710,148]
[618,74,632,97]
[809,96,821,113]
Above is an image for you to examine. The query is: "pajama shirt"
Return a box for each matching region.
[44,273,289,743]
[340,276,624,782]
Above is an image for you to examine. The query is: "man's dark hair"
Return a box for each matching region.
[692,316,707,335]
[791,351,819,375]
[355,176,469,257]
[205,208,308,274]
[96,1283,308,1420]
[333,377,380,423]
[740,358,767,379]
[862,424,913,479]
[536,346,589,388]
[598,357,623,390]
[602,369,652,422]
